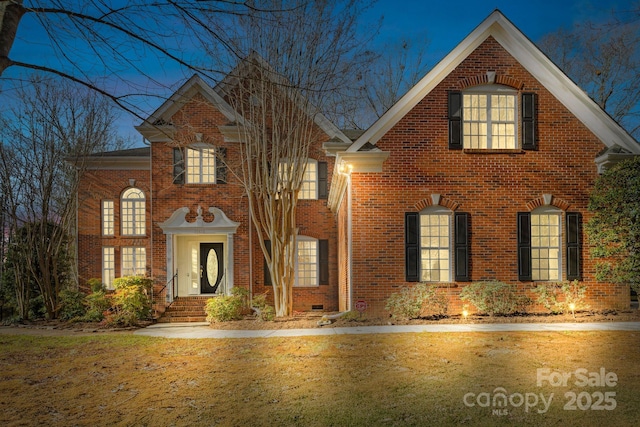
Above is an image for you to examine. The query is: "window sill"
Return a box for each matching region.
[463,149,525,155]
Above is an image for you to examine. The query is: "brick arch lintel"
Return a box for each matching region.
[458,73,525,90]
[415,195,460,212]
[525,194,571,212]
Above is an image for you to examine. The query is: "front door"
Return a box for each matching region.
[200,243,224,294]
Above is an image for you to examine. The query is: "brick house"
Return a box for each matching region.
[76,11,639,320]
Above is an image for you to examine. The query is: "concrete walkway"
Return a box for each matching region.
[133,321,640,339]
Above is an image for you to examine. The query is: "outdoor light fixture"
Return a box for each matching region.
[462,309,469,319]
[338,161,353,175]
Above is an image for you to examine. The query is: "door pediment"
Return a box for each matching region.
[159,206,240,234]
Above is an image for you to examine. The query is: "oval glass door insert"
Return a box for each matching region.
[206,249,219,287]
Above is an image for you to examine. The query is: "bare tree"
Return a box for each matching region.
[0,76,121,319]
[205,0,374,317]
[538,5,640,138]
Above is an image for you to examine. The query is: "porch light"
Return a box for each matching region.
[338,161,353,174]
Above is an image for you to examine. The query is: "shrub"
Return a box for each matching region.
[107,276,153,326]
[206,295,244,322]
[385,283,448,320]
[533,280,590,314]
[83,290,112,322]
[251,292,275,321]
[460,281,531,316]
[86,278,105,293]
[58,289,87,320]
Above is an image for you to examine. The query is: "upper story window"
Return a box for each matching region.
[449,87,536,151]
[278,159,327,200]
[462,87,517,149]
[187,147,216,184]
[121,187,145,236]
[102,200,114,236]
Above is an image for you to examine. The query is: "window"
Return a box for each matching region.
[186,147,216,184]
[102,200,114,236]
[419,209,452,282]
[405,210,469,282]
[278,159,328,200]
[531,210,561,281]
[462,91,516,149]
[121,188,145,236]
[517,210,581,281]
[102,247,115,289]
[264,238,329,286]
[296,238,318,286]
[449,88,536,150]
[122,247,146,276]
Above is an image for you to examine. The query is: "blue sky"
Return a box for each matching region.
[3,0,635,141]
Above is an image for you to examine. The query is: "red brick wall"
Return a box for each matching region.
[77,169,151,291]
[78,91,339,312]
[347,37,629,315]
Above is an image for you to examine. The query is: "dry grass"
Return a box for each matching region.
[1,329,640,426]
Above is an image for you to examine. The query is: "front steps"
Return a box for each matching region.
[156,296,209,323]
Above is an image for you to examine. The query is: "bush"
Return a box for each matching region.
[251,292,275,321]
[206,295,244,322]
[58,289,87,320]
[460,281,531,316]
[83,290,111,322]
[86,278,105,293]
[533,280,590,314]
[385,283,448,320]
[107,276,153,326]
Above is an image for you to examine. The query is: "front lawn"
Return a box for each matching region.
[1,331,639,426]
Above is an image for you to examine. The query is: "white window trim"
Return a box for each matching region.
[121,246,146,277]
[419,206,453,283]
[278,158,318,200]
[463,85,518,150]
[102,246,115,290]
[102,200,114,236]
[185,144,217,184]
[294,236,319,287]
[121,187,145,236]
[531,206,562,281]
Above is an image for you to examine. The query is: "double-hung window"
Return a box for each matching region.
[518,209,581,281]
[186,147,216,184]
[405,209,470,283]
[462,88,517,149]
[102,247,115,289]
[277,159,328,200]
[121,188,145,236]
[102,200,114,236]
[122,247,146,277]
[419,209,452,282]
[264,237,329,286]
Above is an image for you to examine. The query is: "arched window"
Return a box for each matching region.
[121,187,145,236]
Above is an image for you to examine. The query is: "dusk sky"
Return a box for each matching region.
[3,0,636,141]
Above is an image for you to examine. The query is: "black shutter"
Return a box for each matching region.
[264,240,272,286]
[216,147,227,184]
[405,212,420,282]
[522,93,537,150]
[566,212,581,280]
[318,161,328,199]
[448,91,463,150]
[319,239,329,285]
[172,148,184,184]
[454,212,470,282]
[517,212,532,281]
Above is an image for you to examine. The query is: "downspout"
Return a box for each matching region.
[249,209,253,302]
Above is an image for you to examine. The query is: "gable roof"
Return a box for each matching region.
[347,10,640,154]
[213,52,353,145]
[135,74,239,142]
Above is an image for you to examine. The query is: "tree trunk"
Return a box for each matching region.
[0,0,25,77]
